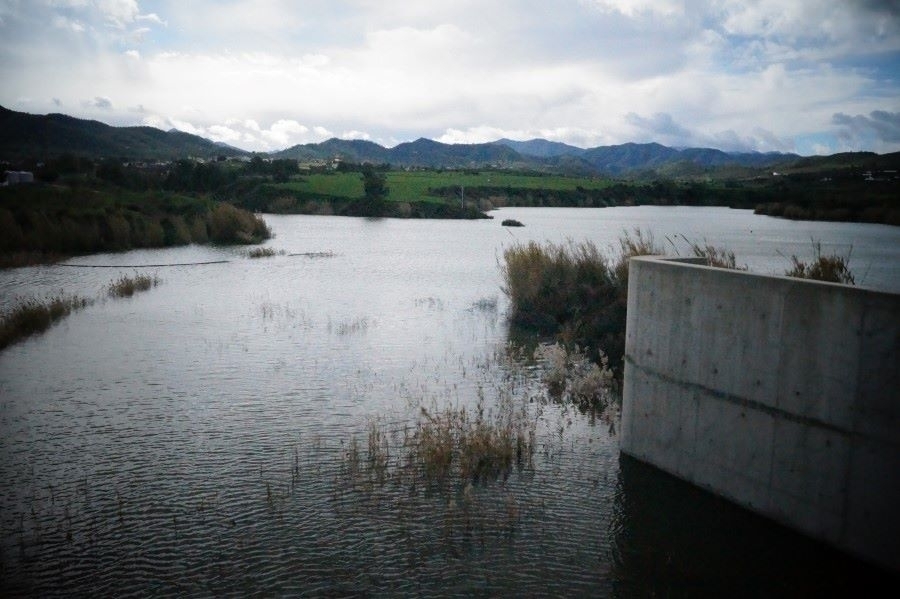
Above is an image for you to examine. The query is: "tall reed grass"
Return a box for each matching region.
[107,273,160,298]
[500,231,662,371]
[784,241,855,285]
[0,294,92,350]
[343,390,536,493]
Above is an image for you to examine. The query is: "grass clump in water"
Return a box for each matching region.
[501,230,662,372]
[245,247,284,259]
[534,342,615,412]
[107,273,160,298]
[784,241,855,285]
[343,392,536,493]
[0,294,92,350]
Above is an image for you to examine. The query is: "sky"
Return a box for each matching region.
[1,1,898,155]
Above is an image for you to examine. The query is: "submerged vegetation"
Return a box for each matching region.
[339,340,617,499]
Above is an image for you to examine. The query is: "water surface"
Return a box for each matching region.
[1,208,897,596]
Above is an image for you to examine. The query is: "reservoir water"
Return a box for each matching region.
[1,207,898,596]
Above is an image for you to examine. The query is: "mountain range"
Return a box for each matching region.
[3,105,896,177]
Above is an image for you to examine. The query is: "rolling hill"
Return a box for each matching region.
[0,105,246,161]
[4,105,897,178]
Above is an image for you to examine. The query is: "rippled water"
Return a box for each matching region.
[1,208,898,596]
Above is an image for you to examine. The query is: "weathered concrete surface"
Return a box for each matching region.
[620,256,900,572]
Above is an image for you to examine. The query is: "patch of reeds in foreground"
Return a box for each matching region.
[344,394,536,493]
[108,273,161,298]
[0,295,92,350]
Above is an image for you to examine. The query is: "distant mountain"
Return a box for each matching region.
[0,105,247,160]
[493,138,586,158]
[7,105,888,177]
[274,136,524,168]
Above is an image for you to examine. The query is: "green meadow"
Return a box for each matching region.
[270,171,615,203]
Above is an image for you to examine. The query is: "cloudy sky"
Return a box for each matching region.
[1,1,898,154]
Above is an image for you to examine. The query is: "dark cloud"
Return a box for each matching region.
[851,0,900,16]
[833,110,900,142]
[91,96,113,109]
[626,112,693,142]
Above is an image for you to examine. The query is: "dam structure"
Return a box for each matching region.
[620,255,900,572]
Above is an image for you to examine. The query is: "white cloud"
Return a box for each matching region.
[342,130,372,141]
[584,0,684,18]
[141,115,336,151]
[0,0,897,154]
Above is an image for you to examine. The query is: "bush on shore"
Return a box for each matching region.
[0,190,272,266]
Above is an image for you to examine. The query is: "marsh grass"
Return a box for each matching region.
[534,343,615,412]
[107,273,161,298]
[0,294,92,350]
[501,230,661,372]
[344,394,536,493]
[671,235,746,270]
[784,240,855,285]
[328,317,371,335]
[245,247,285,259]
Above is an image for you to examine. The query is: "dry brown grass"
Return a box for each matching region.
[108,273,160,298]
[785,241,855,285]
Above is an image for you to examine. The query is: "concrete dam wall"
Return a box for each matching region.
[620,256,900,572]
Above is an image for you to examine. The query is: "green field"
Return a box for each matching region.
[271,171,614,203]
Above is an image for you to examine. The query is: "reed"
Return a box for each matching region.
[245,247,283,259]
[784,241,855,285]
[207,203,272,245]
[107,273,160,298]
[343,392,536,493]
[0,294,92,350]
[674,235,746,270]
[534,342,615,412]
[501,230,661,371]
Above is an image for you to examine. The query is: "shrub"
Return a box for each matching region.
[206,203,272,245]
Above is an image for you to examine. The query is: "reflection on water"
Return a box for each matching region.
[611,456,896,597]
[1,209,898,596]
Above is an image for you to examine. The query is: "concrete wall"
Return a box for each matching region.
[620,256,900,572]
